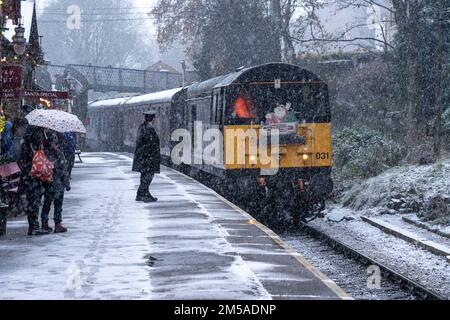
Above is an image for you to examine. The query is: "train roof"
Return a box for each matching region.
[88,96,131,109]
[187,63,322,98]
[88,87,184,110]
[126,87,184,107]
[187,75,229,98]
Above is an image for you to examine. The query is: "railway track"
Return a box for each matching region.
[160,164,448,300]
[225,197,447,300]
[297,222,447,300]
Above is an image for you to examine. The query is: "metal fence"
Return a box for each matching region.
[34,64,183,93]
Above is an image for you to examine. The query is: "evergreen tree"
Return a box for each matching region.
[152,0,281,77]
[380,0,450,161]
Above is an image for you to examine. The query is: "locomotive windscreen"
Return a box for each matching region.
[226,82,329,125]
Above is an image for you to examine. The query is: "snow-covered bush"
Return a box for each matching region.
[418,195,450,225]
[341,158,450,224]
[333,127,404,179]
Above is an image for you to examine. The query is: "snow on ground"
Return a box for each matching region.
[0,154,153,299]
[315,158,450,297]
[1,153,341,300]
[283,233,416,300]
[342,159,450,209]
[0,153,269,299]
[340,159,450,235]
[314,206,450,298]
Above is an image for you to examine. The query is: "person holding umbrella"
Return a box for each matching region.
[132,110,160,203]
[22,108,86,235]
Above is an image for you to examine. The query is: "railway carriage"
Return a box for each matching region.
[87,63,333,224]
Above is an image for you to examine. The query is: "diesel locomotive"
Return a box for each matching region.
[87,63,333,224]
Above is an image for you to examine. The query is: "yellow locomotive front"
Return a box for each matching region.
[218,64,333,224]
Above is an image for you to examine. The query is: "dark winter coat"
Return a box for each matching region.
[1,121,13,158]
[13,118,30,163]
[44,132,70,194]
[19,126,45,176]
[132,122,161,174]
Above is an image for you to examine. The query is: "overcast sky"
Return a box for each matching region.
[36,0,185,69]
[36,0,159,35]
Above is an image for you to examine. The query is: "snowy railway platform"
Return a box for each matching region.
[0,153,349,300]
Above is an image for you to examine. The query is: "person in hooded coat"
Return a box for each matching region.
[13,104,34,162]
[132,111,160,203]
[40,131,71,233]
[19,125,46,236]
[61,132,76,179]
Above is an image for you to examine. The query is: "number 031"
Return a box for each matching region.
[315,153,330,160]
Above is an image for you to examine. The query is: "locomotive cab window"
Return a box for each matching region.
[225,82,330,125]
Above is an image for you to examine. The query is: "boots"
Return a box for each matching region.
[27,226,47,236]
[54,223,68,233]
[42,222,53,234]
[28,226,39,236]
[143,194,158,203]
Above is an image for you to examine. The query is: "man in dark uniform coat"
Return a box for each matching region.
[132,111,161,202]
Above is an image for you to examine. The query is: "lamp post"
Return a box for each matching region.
[12,24,26,56]
[181,60,186,87]
[65,76,77,113]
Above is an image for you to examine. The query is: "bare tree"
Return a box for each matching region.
[292,0,447,162]
[292,0,395,53]
[152,0,281,76]
[38,0,155,68]
[270,0,301,63]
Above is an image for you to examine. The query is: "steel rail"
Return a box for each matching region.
[299,222,448,300]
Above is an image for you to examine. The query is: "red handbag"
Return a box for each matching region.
[29,144,54,183]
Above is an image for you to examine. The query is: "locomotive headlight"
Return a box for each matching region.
[302,154,309,161]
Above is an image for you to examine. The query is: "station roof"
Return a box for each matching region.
[146,61,180,74]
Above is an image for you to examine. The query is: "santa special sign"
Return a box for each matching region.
[22,90,70,99]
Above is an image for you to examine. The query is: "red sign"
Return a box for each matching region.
[1,66,22,90]
[22,90,70,99]
[0,89,20,99]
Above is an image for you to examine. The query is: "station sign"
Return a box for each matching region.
[0,65,22,100]
[1,65,69,99]
[0,90,70,100]
[22,90,70,100]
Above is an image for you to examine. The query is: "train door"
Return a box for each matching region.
[190,104,197,165]
[183,103,197,166]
